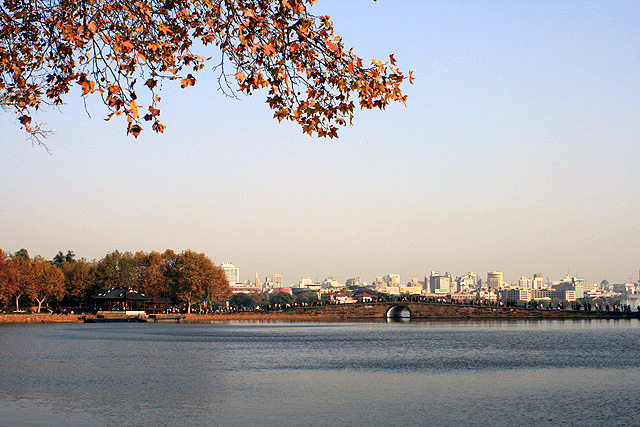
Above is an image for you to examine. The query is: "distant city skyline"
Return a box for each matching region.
[2,1,638,287]
[3,246,637,288]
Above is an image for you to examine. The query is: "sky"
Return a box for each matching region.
[1,0,639,286]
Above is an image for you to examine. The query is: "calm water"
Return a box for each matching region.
[1,320,640,426]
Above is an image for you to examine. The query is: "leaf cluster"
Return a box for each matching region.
[0,0,410,143]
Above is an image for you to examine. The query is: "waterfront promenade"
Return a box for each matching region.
[1,302,637,323]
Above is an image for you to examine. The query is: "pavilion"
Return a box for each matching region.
[94,287,152,315]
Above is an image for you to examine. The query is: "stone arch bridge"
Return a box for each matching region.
[279,301,638,320]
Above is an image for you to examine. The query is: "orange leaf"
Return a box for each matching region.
[148,105,160,117]
[326,40,339,53]
[129,100,139,119]
[180,74,195,88]
[127,123,142,137]
[152,121,166,133]
[263,44,276,56]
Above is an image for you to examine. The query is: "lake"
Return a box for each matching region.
[1,320,639,426]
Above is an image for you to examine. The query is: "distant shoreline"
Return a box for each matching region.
[0,308,637,324]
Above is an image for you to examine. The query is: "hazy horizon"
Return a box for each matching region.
[1,1,638,286]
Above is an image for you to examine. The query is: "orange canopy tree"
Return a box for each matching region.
[31,255,65,313]
[1,249,33,311]
[165,250,232,313]
[0,249,12,309]
[1,0,410,141]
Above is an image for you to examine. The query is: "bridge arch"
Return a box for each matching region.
[386,304,412,319]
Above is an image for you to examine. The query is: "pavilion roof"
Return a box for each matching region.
[354,292,374,298]
[94,287,152,302]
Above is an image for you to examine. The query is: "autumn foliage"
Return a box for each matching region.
[0,250,65,312]
[0,0,410,141]
[0,248,231,313]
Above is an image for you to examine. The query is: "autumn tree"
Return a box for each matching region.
[204,260,233,304]
[31,256,65,313]
[5,250,34,311]
[58,257,95,308]
[91,250,138,296]
[165,250,232,313]
[0,249,11,309]
[134,250,167,298]
[0,0,410,142]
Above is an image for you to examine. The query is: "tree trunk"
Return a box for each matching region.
[36,297,45,313]
[187,301,192,314]
[15,295,20,312]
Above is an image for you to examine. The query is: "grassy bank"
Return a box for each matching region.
[0,313,84,323]
[0,311,317,324]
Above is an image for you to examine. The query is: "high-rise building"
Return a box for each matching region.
[272,274,282,287]
[467,272,482,288]
[456,272,482,291]
[221,262,239,285]
[487,271,504,289]
[533,274,544,290]
[265,274,283,289]
[456,275,475,292]
[518,276,532,289]
[429,271,452,293]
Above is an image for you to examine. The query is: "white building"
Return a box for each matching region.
[532,274,544,289]
[519,277,532,289]
[221,262,239,285]
[429,271,453,293]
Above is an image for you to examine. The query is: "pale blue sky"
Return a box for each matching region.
[1,0,639,285]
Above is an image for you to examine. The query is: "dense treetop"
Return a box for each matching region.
[0,0,410,142]
[0,248,232,313]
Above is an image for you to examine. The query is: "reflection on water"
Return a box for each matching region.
[1,320,639,426]
[386,316,410,323]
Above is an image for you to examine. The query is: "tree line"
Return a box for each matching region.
[0,248,232,314]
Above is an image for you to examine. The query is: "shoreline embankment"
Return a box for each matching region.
[0,312,344,324]
[0,307,638,324]
[0,313,84,323]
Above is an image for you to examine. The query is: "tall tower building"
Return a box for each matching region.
[519,277,532,289]
[487,271,504,289]
[533,274,544,290]
[221,263,240,285]
[429,271,453,293]
[272,274,282,287]
[265,274,283,289]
